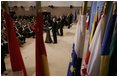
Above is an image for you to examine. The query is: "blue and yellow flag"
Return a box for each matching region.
[99,14,116,76]
[67,15,86,76]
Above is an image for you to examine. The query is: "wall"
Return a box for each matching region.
[11,7,36,16]
[8,1,92,7]
[8,1,91,16]
[42,7,80,16]
[10,7,80,16]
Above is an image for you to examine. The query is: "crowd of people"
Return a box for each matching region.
[44,13,73,43]
[1,14,36,74]
[1,12,74,74]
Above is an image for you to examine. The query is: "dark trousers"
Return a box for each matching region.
[60,28,63,36]
[52,31,57,43]
[57,29,60,35]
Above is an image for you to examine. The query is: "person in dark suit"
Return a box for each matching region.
[52,18,57,43]
[56,20,60,35]
[23,25,31,38]
[60,16,64,36]
[68,13,73,29]
[23,23,35,38]
[16,31,26,44]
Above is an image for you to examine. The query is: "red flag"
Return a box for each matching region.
[3,12,27,76]
[35,12,50,76]
[86,15,89,29]
[81,50,90,75]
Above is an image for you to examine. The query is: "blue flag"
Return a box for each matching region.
[67,15,86,76]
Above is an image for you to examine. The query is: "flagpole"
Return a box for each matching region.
[81,1,88,58]
[80,1,88,76]
[82,1,88,15]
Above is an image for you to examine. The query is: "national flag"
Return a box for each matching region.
[89,1,98,32]
[87,15,106,76]
[100,14,117,75]
[89,10,98,43]
[35,12,50,76]
[80,9,98,76]
[97,1,104,18]
[85,14,89,29]
[101,1,113,43]
[3,12,27,76]
[108,19,117,76]
[89,1,104,32]
[81,15,106,76]
[81,2,115,76]
[67,14,86,76]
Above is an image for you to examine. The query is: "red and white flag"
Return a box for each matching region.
[81,15,106,76]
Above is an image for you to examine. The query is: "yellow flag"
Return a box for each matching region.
[89,10,98,44]
[99,56,109,75]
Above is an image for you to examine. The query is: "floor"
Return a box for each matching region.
[3,23,90,76]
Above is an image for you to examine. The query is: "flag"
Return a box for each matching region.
[35,12,50,76]
[89,10,98,43]
[80,9,98,76]
[3,12,27,76]
[81,2,115,76]
[81,16,105,75]
[101,1,113,43]
[89,1,104,32]
[100,14,117,75]
[87,15,106,76]
[108,19,117,76]
[86,14,89,29]
[97,1,104,18]
[67,15,86,76]
[89,1,98,32]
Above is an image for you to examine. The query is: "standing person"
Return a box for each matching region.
[68,13,73,29]
[56,21,60,35]
[44,21,52,43]
[56,16,61,35]
[70,13,73,24]
[52,18,57,43]
[47,15,53,27]
[60,16,64,36]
